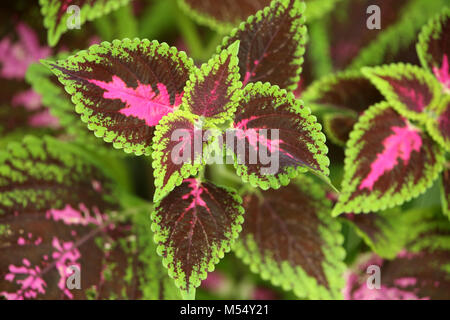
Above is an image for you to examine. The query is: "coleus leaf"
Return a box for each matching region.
[362,63,442,121]
[417,7,450,92]
[0,136,138,299]
[344,251,450,300]
[333,102,446,216]
[227,82,330,190]
[426,95,450,151]
[152,111,207,203]
[234,176,346,299]
[39,0,131,46]
[182,41,242,124]
[43,39,194,156]
[218,0,307,91]
[302,70,384,145]
[151,179,244,297]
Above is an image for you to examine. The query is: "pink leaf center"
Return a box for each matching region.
[433,54,450,93]
[359,125,422,191]
[89,76,182,127]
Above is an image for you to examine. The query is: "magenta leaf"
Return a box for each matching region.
[43,39,194,156]
[183,41,242,124]
[345,250,450,300]
[226,82,330,190]
[363,64,442,121]
[235,176,346,299]
[426,93,450,152]
[151,179,244,296]
[219,0,307,91]
[334,103,446,216]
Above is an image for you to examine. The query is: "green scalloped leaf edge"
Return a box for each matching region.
[39,0,131,46]
[234,176,346,300]
[362,63,442,121]
[151,182,245,296]
[350,0,448,68]
[182,40,242,125]
[417,7,450,72]
[42,39,195,157]
[441,165,450,220]
[333,102,446,216]
[229,81,331,191]
[217,0,307,92]
[426,95,450,152]
[152,110,205,203]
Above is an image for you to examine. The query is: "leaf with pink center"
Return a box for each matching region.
[152,111,209,203]
[344,250,450,300]
[151,179,244,296]
[333,102,445,216]
[43,39,194,156]
[417,8,450,92]
[182,41,242,124]
[234,176,346,299]
[218,0,307,91]
[226,82,330,190]
[39,0,131,46]
[426,95,450,151]
[302,70,384,145]
[362,64,442,121]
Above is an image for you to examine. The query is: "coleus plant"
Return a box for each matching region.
[41,0,344,299]
[332,8,450,217]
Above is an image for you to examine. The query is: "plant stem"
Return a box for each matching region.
[181,288,196,300]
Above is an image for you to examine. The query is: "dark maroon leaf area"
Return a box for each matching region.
[183,0,271,26]
[231,89,324,176]
[425,14,450,69]
[188,55,235,118]
[240,184,329,287]
[221,0,305,89]
[380,75,433,112]
[316,77,384,114]
[328,0,409,69]
[349,107,438,201]
[154,180,241,289]
[347,252,450,299]
[326,114,357,145]
[50,47,190,146]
